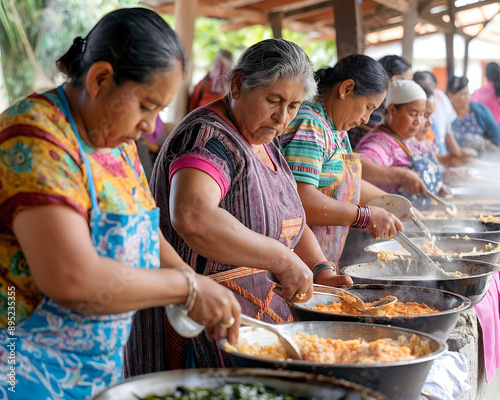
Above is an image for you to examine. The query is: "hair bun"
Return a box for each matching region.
[73,36,87,54]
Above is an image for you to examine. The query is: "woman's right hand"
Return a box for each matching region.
[271,254,314,304]
[397,168,427,194]
[188,275,241,344]
[366,206,403,239]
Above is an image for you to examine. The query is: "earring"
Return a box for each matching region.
[340,93,345,99]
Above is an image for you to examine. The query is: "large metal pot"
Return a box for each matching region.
[221,321,446,400]
[93,368,387,400]
[365,236,500,264]
[403,218,500,242]
[341,258,500,305]
[289,284,471,341]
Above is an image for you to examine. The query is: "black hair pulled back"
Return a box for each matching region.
[315,54,388,97]
[56,7,186,86]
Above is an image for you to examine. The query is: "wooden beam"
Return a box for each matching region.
[445,33,454,79]
[372,0,409,14]
[463,38,470,75]
[332,0,364,58]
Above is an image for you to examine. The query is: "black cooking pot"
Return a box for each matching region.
[404,219,500,242]
[289,284,470,341]
[341,258,500,305]
[221,321,446,400]
[93,368,387,400]
[365,236,500,264]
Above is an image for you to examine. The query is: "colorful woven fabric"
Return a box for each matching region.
[0,92,155,327]
[281,101,352,189]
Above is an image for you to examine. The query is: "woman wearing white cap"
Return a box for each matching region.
[356,79,443,208]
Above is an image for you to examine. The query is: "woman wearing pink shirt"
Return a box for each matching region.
[471,62,500,127]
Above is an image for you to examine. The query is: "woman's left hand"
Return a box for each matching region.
[315,268,353,286]
[366,206,403,239]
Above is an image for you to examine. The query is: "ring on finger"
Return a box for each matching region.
[219,317,235,329]
[294,292,307,300]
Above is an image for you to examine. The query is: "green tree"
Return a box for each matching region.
[0,0,140,104]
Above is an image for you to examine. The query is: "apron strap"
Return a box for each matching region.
[56,85,99,211]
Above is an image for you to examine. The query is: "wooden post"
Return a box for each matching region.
[463,38,470,76]
[171,0,198,123]
[446,0,456,79]
[402,0,417,64]
[269,11,283,38]
[332,0,364,59]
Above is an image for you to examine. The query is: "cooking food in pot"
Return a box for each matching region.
[224,333,431,364]
[312,299,439,316]
[136,382,321,400]
[479,214,500,222]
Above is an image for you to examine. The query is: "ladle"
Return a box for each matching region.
[239,314,302,360]
[266,272,397,313]
[425,190,458,218]
[367,194,432,241]
[395,231,456,277]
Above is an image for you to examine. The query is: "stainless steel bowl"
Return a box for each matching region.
[365,236,500,264]
[220,321,446,400]
[341,258,500,305]
[93,368,387,400]
[289,284,471,341]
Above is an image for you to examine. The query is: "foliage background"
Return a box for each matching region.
[0,0,336,106]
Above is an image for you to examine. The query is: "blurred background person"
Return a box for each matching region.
[356,80,442,209]
[187,48,233,113]
[471,62,500,127]
[413,70,477,160]
[447,75,500,154]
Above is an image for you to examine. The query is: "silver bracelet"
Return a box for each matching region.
[312,262,336,283]
[174,267,198,313]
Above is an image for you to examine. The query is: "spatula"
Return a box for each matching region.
[367,194,432,241]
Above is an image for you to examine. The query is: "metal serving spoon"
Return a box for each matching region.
[312,284,397,312]
[367,194,432,241]
[425,190,458,218]
[395,231,457,278]
[266,272,397,313]
[239,314,302,361]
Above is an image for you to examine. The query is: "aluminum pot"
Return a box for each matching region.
[403,219,500,242]
[365,236,500,264]
[289,284,471,341]
[341,258,500,305]
[220,321,446,400]
[93,368,387,400]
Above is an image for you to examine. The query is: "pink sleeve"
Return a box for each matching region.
[356,134,396,166]
[169,154,229,198]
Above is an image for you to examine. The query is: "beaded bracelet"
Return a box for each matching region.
[351,204,371,230]
[174,267,198,313]
[312,261,337,283]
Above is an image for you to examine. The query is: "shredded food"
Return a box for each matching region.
[377,236,499,260]
[479,214,500,222]
[312,299,438,316]
[225,333,431,364]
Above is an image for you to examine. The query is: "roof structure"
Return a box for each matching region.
[143,0,500,47]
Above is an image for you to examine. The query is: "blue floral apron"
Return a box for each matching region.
[390,134,443,209]
[0,86,160,400]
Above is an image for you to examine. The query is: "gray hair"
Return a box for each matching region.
[228,38,317,102]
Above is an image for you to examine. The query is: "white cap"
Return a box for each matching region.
[385,80,427,106]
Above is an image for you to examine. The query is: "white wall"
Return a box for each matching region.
[365,33,500,93]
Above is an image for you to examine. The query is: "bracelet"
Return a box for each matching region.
[174,267,198,313]
[351,205,371,229]
[312,261,336,283]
